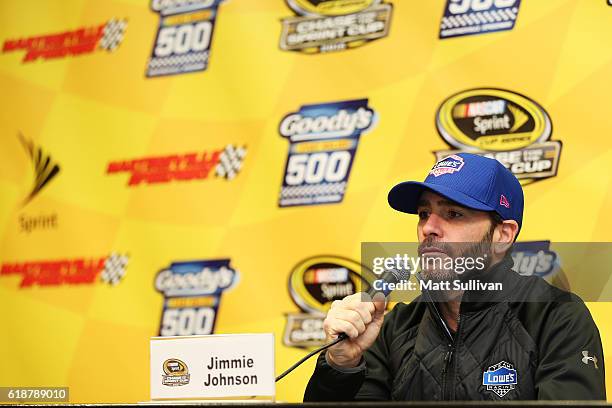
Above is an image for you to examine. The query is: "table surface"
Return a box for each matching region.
[1,401,611,407]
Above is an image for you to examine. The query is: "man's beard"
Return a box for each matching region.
[418,225,495,284]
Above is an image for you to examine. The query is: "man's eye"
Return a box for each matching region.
[418,210,430,220]
[448,210,463,219]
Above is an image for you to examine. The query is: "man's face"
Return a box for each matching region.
[416,190,493,244]
[416,190,494,281]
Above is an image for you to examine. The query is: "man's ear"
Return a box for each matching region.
[493,220,519,256]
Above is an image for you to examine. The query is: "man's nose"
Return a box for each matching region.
[421,213,444,237]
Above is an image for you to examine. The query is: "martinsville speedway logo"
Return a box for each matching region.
[284,256,381,348]
[439,0,521,39]
[0,253,129,288]
[146,0,225,77]
[107,145,246,186]
[17,133,60,205]
[2,19,127,62]
[278,99,376,207]
[155,259,238,336]
[435,88,562,184]
[279,0,393,53]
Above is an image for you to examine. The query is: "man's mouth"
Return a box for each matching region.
[418,247,447,256]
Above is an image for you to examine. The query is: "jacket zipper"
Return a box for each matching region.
[440,315,460,400]
[419,294,461,401]
[440,343,453,399]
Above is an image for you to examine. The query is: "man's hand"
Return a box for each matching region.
[323,292,386,369]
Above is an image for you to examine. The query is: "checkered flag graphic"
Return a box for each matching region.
[99,18,128,52]
[280,182,347,198]
[440,7,519,30]
[216,145,247,180]
[100,253,129,286]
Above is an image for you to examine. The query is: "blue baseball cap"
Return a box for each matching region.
[388,153,524,234]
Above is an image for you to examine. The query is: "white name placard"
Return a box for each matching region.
[150,333,275,401]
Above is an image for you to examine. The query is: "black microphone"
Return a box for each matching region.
[336,267,410,341]
[275,267,411,382]
[367,267,411,297]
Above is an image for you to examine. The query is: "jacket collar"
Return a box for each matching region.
[459,253,520,313]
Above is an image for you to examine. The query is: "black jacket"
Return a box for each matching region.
[304,256,606,401]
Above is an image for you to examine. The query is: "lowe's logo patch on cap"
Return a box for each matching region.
[483,361,517,398]
[429,154,464,177]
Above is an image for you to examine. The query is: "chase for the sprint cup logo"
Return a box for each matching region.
[146,0,225,77]
[283,256,381,348]
[439,0,522,39]
[435,88,562,184]
[482,361,517,398]
[162,358,190,387]
[155,259,238,336]
[279,99,376,207]
[280,0,393,53]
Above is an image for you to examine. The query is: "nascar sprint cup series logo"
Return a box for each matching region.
[146,0,225,77]
[435,88,562,184]
[439,0,522,39]
[284,256,380,347]
[155,259,238,336]
[280,0,393,53]
[279,99,376,207]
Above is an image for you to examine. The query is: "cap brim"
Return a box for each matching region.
[388,181,495,214]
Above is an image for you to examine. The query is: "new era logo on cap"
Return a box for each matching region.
[500,194,510,208]
[429,154,464,177]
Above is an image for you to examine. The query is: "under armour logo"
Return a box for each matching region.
[581,351,599,368]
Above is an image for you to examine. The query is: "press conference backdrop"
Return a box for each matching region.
[1,0,611,403]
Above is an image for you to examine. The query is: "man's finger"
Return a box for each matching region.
[334,309,366,334]
[372,292,386,318]
[327,319,360,339]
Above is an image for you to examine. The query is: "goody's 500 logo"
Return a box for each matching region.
[2,19,127,62]
[283,256,380,347]
[435,88,562,184]
[278,99,376,207]
[146,0,225,77]
[155,259,238,336]
[512,241,559,279]
[439,0,521,39]
[279,0,393,53]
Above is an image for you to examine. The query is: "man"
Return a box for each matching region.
[304,153,606,401]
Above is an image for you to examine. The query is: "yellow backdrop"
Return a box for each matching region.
[1,0,611,403]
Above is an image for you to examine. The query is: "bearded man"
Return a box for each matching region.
[303,153,606,401]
